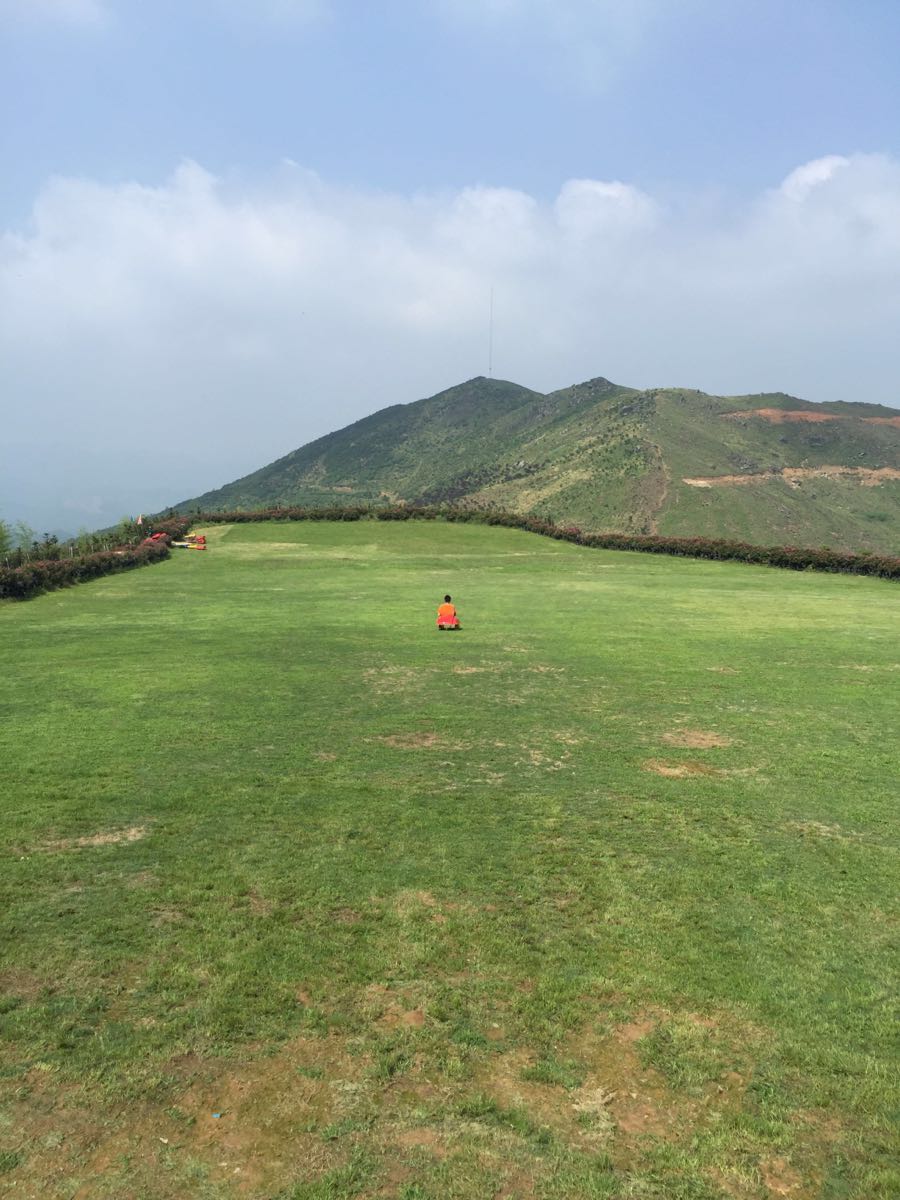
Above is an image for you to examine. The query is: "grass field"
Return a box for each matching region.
[1,521,897,1200]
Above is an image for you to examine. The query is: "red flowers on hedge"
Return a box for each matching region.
[6,505,896,603]
[0,542,172,601]
[183,504,899,580]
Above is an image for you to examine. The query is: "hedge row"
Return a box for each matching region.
[185,504,900,580]
[0,541,171,601]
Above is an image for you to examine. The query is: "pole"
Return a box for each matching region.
[488,287,494,377]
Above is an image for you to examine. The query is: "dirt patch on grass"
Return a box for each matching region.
[706,666,739,674]
[151,906,185,927]
[6,1037,368,1199]
[567,1018,690,1144]
[380,732,466,750]
[475,1015,709,1154]
[494,1169,538,1199]
[863,414,900,426]
[479,1048,584,1139]
[394,888,439,912]
[838,663,900,672]
[0,968,45,1003]
[616,1018,657,1044]
[663,729,733,749]
[379,1006,426,1031]
[394,1127,446,1157]
[331,906,362,924]
[760,1156,805,1195]
[247,891,274,917]
[42,825,148,852]
[4,995,780,1199]
[364,666,432,695]
[361,979,429,1031]
[125,869,158,889]
[519,747,572,770]
[553,731,584,746]
[643,760,724,778]
[787,820,861,844]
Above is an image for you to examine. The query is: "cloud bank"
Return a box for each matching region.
[3,153,900,530]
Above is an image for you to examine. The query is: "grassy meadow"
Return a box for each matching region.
[1,520,897,1199]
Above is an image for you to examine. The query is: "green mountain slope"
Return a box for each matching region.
[175,376,900,553]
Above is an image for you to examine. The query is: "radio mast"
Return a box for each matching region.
[488,287,494,377]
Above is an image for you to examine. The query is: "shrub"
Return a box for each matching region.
[184,505,900,580]
[0,542,170,602]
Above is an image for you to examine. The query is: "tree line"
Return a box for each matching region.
[0,517,146,569]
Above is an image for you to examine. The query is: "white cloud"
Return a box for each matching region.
[779,155,850,202]
[554,179,658,240]
[3,153,900,530]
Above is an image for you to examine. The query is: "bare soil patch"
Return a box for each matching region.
[8,1036,364,1200]
[568,1018,689,1144]
[475,1012,727,1158]
[760,1156,805,1195]
[723,408,842,424]
[379,1006,426,1030]
[247,891,274,917]
[394,1127,446,1157]
[364,665,432,695]
[616,1018,657,1044]
[862,415,900,427]
[380,732,459,750]
[125,869,158,889]
[838,663,900,672]
[41,825,148,852]
[683,465,900,488]
[0,968,45,1003]
[663,729,733,749]
[519,746,572,770]
[643,760,724,778]
[787,820,861,844]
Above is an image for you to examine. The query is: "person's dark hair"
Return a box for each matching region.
[444,594,452,602]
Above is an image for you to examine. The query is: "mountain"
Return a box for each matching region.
[174,376,900,553]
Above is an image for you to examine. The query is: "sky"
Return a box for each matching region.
[2,0,900,532]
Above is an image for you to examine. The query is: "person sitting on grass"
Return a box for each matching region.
[437,595,460,630]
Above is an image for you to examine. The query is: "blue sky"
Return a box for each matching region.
[2,0,900,531]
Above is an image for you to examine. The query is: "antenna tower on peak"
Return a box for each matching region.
[488,286,494,378]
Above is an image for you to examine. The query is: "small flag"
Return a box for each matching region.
[137,514,144,526]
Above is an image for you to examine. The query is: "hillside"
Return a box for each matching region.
[175,376,900,552]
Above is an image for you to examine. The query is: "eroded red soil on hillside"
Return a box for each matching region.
[723,408,841,423]
[683,466,900,488]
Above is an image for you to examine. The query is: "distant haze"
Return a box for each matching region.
[3,1,900,532]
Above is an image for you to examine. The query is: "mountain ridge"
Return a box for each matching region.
[174,375,900,553]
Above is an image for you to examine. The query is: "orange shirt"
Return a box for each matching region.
[437,603,457,621]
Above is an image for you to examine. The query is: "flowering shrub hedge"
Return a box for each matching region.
[12,502,890,600]
[186,504,900,580]
[145,517,192,541]
[0,542,171,601]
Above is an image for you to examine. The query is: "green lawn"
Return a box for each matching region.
[1,520,897,1200]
